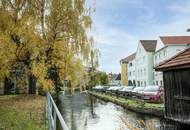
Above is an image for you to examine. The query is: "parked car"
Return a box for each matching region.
[118,86,135,97]
[93,85,105,92]
[106,86,123,95]
[141,85,164,103]
[131,87,146,99]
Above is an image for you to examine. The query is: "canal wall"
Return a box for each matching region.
[88,91,164,117]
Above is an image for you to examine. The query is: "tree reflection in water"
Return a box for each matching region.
[58,92,161,130]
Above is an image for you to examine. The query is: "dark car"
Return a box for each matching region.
[141,85,164,103]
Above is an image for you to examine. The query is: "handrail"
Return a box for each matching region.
[46,92,69,130]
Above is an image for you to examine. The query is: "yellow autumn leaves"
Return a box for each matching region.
[0,0,99,92]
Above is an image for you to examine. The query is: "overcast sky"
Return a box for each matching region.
[90,0,190,73]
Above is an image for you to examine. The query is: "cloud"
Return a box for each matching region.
[94,23,137,47]
[92,19,139,73]
[96,0,144,10]
[90,0,190,73]
[168,1,190,14]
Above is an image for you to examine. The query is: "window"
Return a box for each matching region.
[164,50,167,57]
[156,81,158,85]
[138,81,140,86]
[160,80,163,86]
[159,53,161,59]
[155,55,157,61]
[129,72,132,76]
[144,81,146,86]
[129,62,133,66]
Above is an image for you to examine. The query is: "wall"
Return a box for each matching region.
[135,42,154,86]
[121,62,128,86]
[163,69,190,123]
[147,52,154,85]
[128,59,136,86]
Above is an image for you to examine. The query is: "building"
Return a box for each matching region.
[120,53,136,86]
[155,48,190,128]
[154,36,190,86]
[135,40,157,87]
[108,73,121,86]
[114,73,121,86]
[127,53,136,86]
[120,58,128,86]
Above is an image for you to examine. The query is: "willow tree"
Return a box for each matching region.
[0,0,48,94]
[0,0,98,94]
[87,38,100,89]
[43,0,96,93]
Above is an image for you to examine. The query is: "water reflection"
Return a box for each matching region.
[59,92,161,130]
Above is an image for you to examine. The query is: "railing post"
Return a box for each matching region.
[46,92,69,130]
[54,108,57,130]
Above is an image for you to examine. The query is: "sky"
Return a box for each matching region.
[90,0,190,73]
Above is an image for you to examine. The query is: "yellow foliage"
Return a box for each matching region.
[0,0,98,92]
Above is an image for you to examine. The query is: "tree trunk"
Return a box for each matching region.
[4,77,12,94]
[28,75,37,94]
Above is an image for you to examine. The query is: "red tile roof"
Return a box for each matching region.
[121,53,136,63]
[155,48,190,71]
[140,40,157,52]
[160,36,190,45]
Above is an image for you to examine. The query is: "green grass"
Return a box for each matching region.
[0,94,46,130]
[89,91,164,110]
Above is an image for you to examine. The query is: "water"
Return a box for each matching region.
[59,92,163,130]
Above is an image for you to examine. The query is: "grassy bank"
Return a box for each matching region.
[0,95,46,130]
[89,91,164,117]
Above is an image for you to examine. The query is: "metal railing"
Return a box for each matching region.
[46,92,69,130]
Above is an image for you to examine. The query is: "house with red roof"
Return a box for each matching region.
[153,36,190,87]
[135,40,157,86]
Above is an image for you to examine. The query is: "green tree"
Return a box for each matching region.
[99,72,109,85]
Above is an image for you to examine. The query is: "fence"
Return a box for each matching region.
[46,92,69,130]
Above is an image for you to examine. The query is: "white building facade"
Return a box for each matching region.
[135,40,157,87]
[153,36,190,86]
[127,53,136,86]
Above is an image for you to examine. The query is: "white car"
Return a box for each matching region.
[119,86,135,92]
[131,87,145,98]
[118,86,135,97]
[108,86,122,91]
[131,87,145,93]
[94,85,104,89]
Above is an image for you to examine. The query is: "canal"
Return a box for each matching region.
[59,92,163,130]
